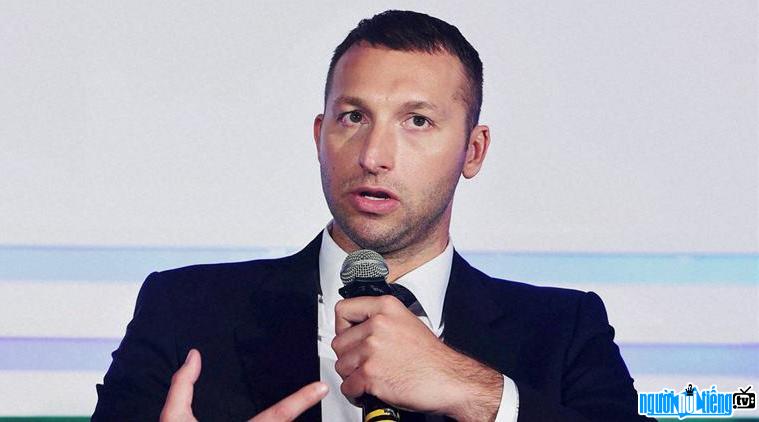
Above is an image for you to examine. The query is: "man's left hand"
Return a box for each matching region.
[332,295,503,421]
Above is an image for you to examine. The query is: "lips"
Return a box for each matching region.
[354,186,398,200]
[348,186,400,214]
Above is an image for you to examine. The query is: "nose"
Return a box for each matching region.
[358,122,396,174]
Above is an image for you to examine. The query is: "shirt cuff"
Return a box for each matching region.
[493,374,519,422]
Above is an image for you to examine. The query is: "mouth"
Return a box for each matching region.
[348,186,400,214]
[352,186,398,201]
[358,190,392,200]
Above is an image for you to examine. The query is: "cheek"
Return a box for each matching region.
[323,136,363,171]
[402,138,465,174]
[320,155,349,195]
[320,135,354,166]
[318,146,339,174]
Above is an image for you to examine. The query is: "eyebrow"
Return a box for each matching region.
[333,95,369,109]
[333,96,440,113]
[402,100,439,112]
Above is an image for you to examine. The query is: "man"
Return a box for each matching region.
[94,10,648,421]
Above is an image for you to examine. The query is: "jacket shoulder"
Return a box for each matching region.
[470,261,596,317]
[132,251,308,317]
[151,247,306,287]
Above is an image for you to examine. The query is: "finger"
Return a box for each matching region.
[334,342,373,379]
[250,381,328,422]
[334,298,369,334]
[331,319,372,356]
[163,349,201,415]
[335,296,403,334]
[340,367,370,401]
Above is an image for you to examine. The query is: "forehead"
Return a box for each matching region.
[328,44,469,111]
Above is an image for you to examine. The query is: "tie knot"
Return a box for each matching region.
[389,283,417,307]
[390,283,427,318]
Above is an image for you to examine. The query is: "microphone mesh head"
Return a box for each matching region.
[340,249,388,284]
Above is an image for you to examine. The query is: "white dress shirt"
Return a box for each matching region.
[317,227,519,421]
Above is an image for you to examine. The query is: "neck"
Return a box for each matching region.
[328,219,450,283]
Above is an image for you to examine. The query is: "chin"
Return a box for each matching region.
[342,220,400,252]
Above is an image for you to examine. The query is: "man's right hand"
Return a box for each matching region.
[160,349,328,422]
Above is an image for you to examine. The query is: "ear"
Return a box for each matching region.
[462,125,490,179]
[313,114,324,159]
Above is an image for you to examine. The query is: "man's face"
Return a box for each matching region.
[314,44,487,255]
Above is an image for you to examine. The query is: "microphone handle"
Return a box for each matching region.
[339,278,401,422]
[362,396,400,422]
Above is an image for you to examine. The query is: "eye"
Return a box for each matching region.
[338,110,366,127]
[403,115,433,129]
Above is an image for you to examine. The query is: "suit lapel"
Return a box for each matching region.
[442,251,521,373]
[234,233,322,420]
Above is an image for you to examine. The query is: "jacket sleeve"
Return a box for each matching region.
[516,291,654,422]
[92,272,179,421]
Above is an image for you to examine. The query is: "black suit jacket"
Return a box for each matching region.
[93,233,648,421]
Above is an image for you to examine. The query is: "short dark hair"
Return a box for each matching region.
[325,10,483,130]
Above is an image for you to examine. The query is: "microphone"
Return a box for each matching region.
[338,249,400,422]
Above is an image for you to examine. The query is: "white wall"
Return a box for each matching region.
[1,0,756,253]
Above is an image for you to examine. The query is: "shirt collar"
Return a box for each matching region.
[318,224,453,332]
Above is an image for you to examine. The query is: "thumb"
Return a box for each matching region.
[160,349,201,421]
